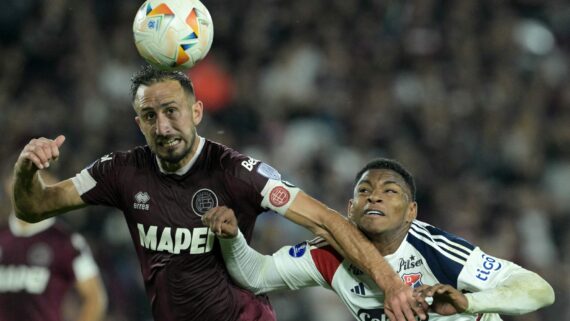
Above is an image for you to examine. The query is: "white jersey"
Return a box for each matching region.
[272,220,521,321]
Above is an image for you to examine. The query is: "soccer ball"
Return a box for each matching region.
[133,0,214,70]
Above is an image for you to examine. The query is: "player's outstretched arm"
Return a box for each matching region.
[203,207,318,294]
[464,269,554,315]
[13,135,86,222]
[283,191,427,321]
[414,269,555,316]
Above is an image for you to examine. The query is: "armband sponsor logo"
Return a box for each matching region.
[475,254,502,281]
[288,242,307,257]
[134,191,151,211]
[256,163,281,180]
[241,157,260,171]
[191,188,218,216]
[137,224,215,254]
[402,272,423,288]
[396,255,424,273]
[269,186,290,207]
[0,265,50,294]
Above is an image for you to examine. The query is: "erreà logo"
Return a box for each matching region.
[134,191,150,210]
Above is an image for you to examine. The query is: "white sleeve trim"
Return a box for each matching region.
[71,234,100,282]
[71,169,97,196]
[260,179,301,215]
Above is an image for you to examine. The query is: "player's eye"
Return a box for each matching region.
[358,187,370,194]
[165,107,178,117]
[385,189,398,194]
[143,112,156,121]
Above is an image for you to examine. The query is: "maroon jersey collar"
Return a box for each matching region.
[155,136,206,176]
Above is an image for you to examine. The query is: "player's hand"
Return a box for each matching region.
[201,206,238,238]
[413,284,468,315]
[15,135,66,172]
[383,279,428,321]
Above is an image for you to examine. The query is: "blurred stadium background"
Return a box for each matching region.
[1,0,569,320]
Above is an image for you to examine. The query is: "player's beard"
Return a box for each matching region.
[155,129,197,168]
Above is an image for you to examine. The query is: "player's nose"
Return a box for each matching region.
[367,189,383,203]
[155,114,172,135]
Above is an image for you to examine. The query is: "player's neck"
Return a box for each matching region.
[368,226,409,256]
[158,135,202,174]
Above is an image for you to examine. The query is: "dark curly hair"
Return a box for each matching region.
[130,65,195,101]
[354,158,416,201]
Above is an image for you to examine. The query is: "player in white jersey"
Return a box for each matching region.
[204,158,555,321]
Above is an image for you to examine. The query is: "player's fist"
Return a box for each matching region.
[413,284,468,315]
[201,206,238,238]
[16,135,66,172]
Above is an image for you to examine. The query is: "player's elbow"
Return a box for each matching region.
[537,280,555,308]
[523,275,556,312]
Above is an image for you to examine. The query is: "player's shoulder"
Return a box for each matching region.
[88,145,152,170]
[205,139,251,167]
[204,139,280,178]
[307,237,344,264]
[409,220,475,251]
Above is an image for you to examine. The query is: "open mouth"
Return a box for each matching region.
[365,210,385,216]
[158,138,181,148]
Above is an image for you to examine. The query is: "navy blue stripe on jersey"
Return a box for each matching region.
[407,231,464,288]
[411,222,474,260]
[418,222,474,252]
[409,225,469,263]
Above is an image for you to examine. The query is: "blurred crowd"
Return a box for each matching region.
[1,0,569,320]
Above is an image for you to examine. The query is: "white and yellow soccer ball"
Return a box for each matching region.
[133,0,214,70]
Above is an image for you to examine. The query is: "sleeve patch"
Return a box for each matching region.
[257,162,282,180]
[288,242,308,257]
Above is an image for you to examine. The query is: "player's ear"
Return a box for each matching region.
[135,116,142,130]
[347,199,354,220]
[192,100,203,125]
[406,201,417,223]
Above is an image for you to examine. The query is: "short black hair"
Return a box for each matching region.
[130,65,195,101]
[354,158,416,201]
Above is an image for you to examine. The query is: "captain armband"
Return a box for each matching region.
[260,179,301,215]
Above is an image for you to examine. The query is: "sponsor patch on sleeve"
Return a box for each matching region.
[256,162,282,180]
[288,242,308,258]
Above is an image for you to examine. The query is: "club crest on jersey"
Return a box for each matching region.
[402,272,423,288]
[269,186,290,207]
[256,162,281,180]
[191,188,219,216]
[134,191,150,211]
[288,242,307,257]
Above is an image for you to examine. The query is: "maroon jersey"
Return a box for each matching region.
[71,137,279,321]
[0,217,99,321]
